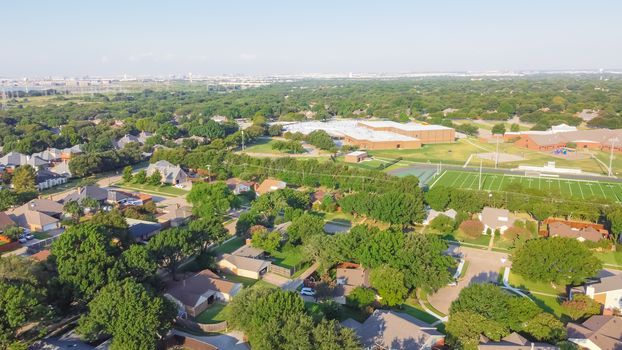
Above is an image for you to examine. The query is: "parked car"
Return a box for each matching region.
[18,236,27,244]
[24,233,35,240]
[174,184,185,189]
[300,287,316,296]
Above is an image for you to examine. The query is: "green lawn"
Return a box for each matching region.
[440,231,490,248]
[532,295,568,322]
[418,289,447,317]
[400,302,440,324]
[368,139,481,166]
[211,236,245,255]
[194,303,229,324]
[508,271,565,295]
[242,138,289,154]
[33,232,51,240]
[594,251,622,267]
[220,273,257,287]
[269,245,306,269]
[458,260,470,279]
[114,181,187,196]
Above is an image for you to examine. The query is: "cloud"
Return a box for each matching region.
[100,56,109,64]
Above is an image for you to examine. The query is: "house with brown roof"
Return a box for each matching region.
[231,244,265,259]
[571,275,622,312]
[478,332,558,350]
[217,253,270,279]
[478,207,516,235]
[567,315,622,350]
[254,178,286,196]
[342,310,444,350]
[541,218,608,242]
[165,269,242,318]
[8,199,64,232]
[0,212,16,233]
[334,263,371,304]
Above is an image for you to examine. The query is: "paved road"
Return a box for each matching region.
[427,245,510,314]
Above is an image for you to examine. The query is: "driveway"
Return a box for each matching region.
[427,245,510,314]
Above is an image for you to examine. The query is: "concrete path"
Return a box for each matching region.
[282,262,319,291]
[416,289,448,323]
[502,267,532,299]
[427,245,510,314]
[262,272,290,288]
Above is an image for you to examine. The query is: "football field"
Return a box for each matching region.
[429,170,622,202]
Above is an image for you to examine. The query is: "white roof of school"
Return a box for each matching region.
[284,120,418,142]
[346,151,367,157]
[358,120,452,131]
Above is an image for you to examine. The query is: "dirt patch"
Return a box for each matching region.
[476,152,525,163]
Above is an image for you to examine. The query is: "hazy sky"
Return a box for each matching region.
[3,0,621,76]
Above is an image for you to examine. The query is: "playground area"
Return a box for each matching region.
[429,170,622,202]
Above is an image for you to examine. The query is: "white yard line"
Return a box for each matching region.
[463,154,473,168]
[428,170,447,189]
[464,138,492,152]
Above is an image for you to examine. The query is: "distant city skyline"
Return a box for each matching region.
[3,0,622,76]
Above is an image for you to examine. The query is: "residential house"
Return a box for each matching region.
[114,134,141,149]
[342,310,444,350]
[541,218,608,242]
[479,207,515,235]
[165,269,242,318]
[146,160,189,185]
[231,244,265,259]
[567,315,622,350]
[217,253,271,279]
[126,218,162,242]
[35,169,68,191]
[0,152,48,170]
[157,205,193,228]
[479,332,558,350]
[423,208,457,226]
[254,178,286,196]
[0,212,16,233]
[571,275,622,312]
[226,178,254,195]
[50,161,72,177]
[8,199,63,232]
[344,150,368,163]
[334,263,371,304]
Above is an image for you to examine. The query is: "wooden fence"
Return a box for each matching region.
[268,264,294,278]
[175,317,228,333]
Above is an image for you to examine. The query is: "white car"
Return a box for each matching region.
[174,184,185,189]
[300,288,316,296]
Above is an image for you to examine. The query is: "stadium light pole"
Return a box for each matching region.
[479,159,483,190]
[495,134,500,169]
[609,138,618,177]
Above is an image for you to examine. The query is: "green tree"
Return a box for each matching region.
[369,265,408,306]
[287,213,325,244]
[147,169,162,186]
[122,165,133,183]
[523,313,567,342]
[188,217,228,253]
[51,224,121,301]
[425,186,451,211]
[187,181,236,218]
[561,294,602,320]
[446,311,506,349]
[0,281,45,346]
[77,279,176,350]
[491,123,506,135]
[251,228,281,252]
[121,245,157,283]
[11,165,36,193]
[510,123,520,132]
[512,238,602,285]
[605,207,622,243]
[346,287,375,310]
[133,169,147,184]
[63,200,83,222]
[147,227,197,280]
[430,214,455,232]
[268,124,283,136]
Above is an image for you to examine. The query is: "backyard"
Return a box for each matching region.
[113,181,188,197]
[194,303,228,324]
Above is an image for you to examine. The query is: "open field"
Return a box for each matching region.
[114,181,188,196]
[242,138,288,154]
[430,170,622,202]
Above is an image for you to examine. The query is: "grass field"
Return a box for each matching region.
[194,303,228,324]
[243,138,289,154]
[430,170,622,202]
[114,181,188,196]
[211,236,245,255]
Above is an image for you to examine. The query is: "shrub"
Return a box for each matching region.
[503,226,530,241]
[459,220,484,239]
[346,287,376,310]
[430,214,455,233]
[562,294,602,320]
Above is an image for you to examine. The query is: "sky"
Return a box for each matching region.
[3,0,622,77]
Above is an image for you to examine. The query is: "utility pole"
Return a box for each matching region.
[609,138,617,177]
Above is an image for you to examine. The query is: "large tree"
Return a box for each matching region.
[287,213,325,244]
[147,227,197,279]
[512,237,602,285]
[369,265,408,306]
[77,279,176,350]
[11,165,36,193]
[187,181,236,218]
[51,224,121,301]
